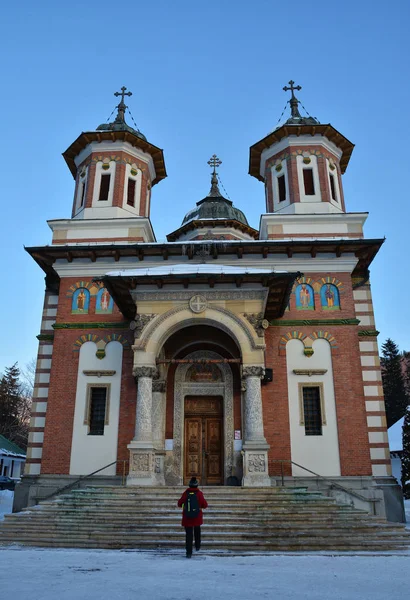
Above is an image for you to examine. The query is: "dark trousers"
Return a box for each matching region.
[185,526,201,555]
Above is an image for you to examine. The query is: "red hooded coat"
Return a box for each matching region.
[177,487,208,527]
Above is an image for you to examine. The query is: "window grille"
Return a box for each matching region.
[89,387,107,435]
[302,386,322,435]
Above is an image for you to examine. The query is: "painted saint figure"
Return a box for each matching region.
[101,288,110,311]
[325,284,334,308]
[300,284,310,308]
[76,290,86,311]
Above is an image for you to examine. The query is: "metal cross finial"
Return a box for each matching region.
[207,154,222,173]
[113,86,132,122]
[283,80,302,99]
[114,86,133,104]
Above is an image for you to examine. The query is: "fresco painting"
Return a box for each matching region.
[72,288,90,314]
[320,283,340,310]
[295,283,314,310]
[96,287,114,314]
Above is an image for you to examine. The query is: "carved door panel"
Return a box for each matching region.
[184,397,223,486]
[184,418,202,484]
[205,418,223,485]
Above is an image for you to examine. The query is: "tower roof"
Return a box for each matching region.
[96,86,147,140]
[62,87,166,185]
[249,81,355,180]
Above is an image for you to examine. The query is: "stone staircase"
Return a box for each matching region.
[1,486,409,552]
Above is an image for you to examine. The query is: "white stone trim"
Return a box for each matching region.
[353,290,370,300]
[359,341,378,352]
[270,159,290,210]
[361,356,377,367]
[33,401,48,413]
[26,464,41,475]
[92,161,116,207]
[368,431,388,444]
[38,373,50,384]
[367,415,383,427]
[30,448,43,460]
[31,416,46,428]
[364,385,382,397]
[365,400,384,412]
[372,464,390,476]
[357,315,375,327]
[362,371,381,382]
[355,303,371,312]
[39,358,52,369]
[122,163,143,215]
[296,154,322,204]
[326,158,341,208]
[39,346,53,357]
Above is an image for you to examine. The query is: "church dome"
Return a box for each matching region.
[96,86,147,140]
[181,172,249,226]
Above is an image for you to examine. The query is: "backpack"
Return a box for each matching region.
[184,490,200,519]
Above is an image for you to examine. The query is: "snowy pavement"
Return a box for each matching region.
[1,547,410,600]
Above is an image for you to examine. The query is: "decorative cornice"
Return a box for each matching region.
[83,370,116,377]
[130,314,156,338]
[53,321,129,330]
[133,366,157,379]
[36,334,54,341]
[242,366,265,379]
[132,290,267,302]
[358,330,380,337]
[293,369,327,376]
[270,318,360,327]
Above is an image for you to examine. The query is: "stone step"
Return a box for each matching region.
[1,485,408,552]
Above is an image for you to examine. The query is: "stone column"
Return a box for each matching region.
[152,379,166,485]
[242,366,271,487]
[127,366,158,486]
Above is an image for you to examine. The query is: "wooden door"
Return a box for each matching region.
[184,396,223,486]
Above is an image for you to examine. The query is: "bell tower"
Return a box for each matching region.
[49,87,166,245]
[250,81,368,240]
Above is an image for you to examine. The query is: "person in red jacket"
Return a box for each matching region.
[177,477,208,558]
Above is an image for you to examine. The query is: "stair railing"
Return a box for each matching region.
[37,459,129,505]
[270,459,380,515]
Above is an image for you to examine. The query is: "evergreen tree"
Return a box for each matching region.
[401,406,410,499]
[381,339,408,428]
[0,363,30,449]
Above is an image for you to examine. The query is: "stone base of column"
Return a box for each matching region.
[127,443,159,486]
[242,445,271,487]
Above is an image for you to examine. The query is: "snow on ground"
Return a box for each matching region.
[1,547,410,600]
[0,490,13,521]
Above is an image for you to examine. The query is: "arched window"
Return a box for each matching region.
[295,283,315,311]
[320,284,340,310]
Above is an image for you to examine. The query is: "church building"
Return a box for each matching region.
[18,83,399,517]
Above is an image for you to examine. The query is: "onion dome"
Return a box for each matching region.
[96,86,147,140]
[167,155,258,242]
[181,170,249,226]
[282,80,320,126]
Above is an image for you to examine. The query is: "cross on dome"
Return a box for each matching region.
[114,86,132,123]
[283,80,302,100]
[207,154,222,173]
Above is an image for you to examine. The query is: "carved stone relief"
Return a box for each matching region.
[130,314,156,338]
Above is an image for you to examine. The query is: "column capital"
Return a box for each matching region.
[242,366,265,379]
[133,366,157,379]
[152,380,166,393]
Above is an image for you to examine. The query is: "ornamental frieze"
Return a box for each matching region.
[247,453,266,473]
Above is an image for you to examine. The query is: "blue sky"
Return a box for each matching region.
[0,0,409,374]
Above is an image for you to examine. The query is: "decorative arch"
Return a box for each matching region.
[96,287,114,314]
[172,350,234,486]
[318,276,344,292]
[279,331,307,355]
[73,333,101,352]
[134,305,264,361]
[309,330,338,349]
[102,333,129,348]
